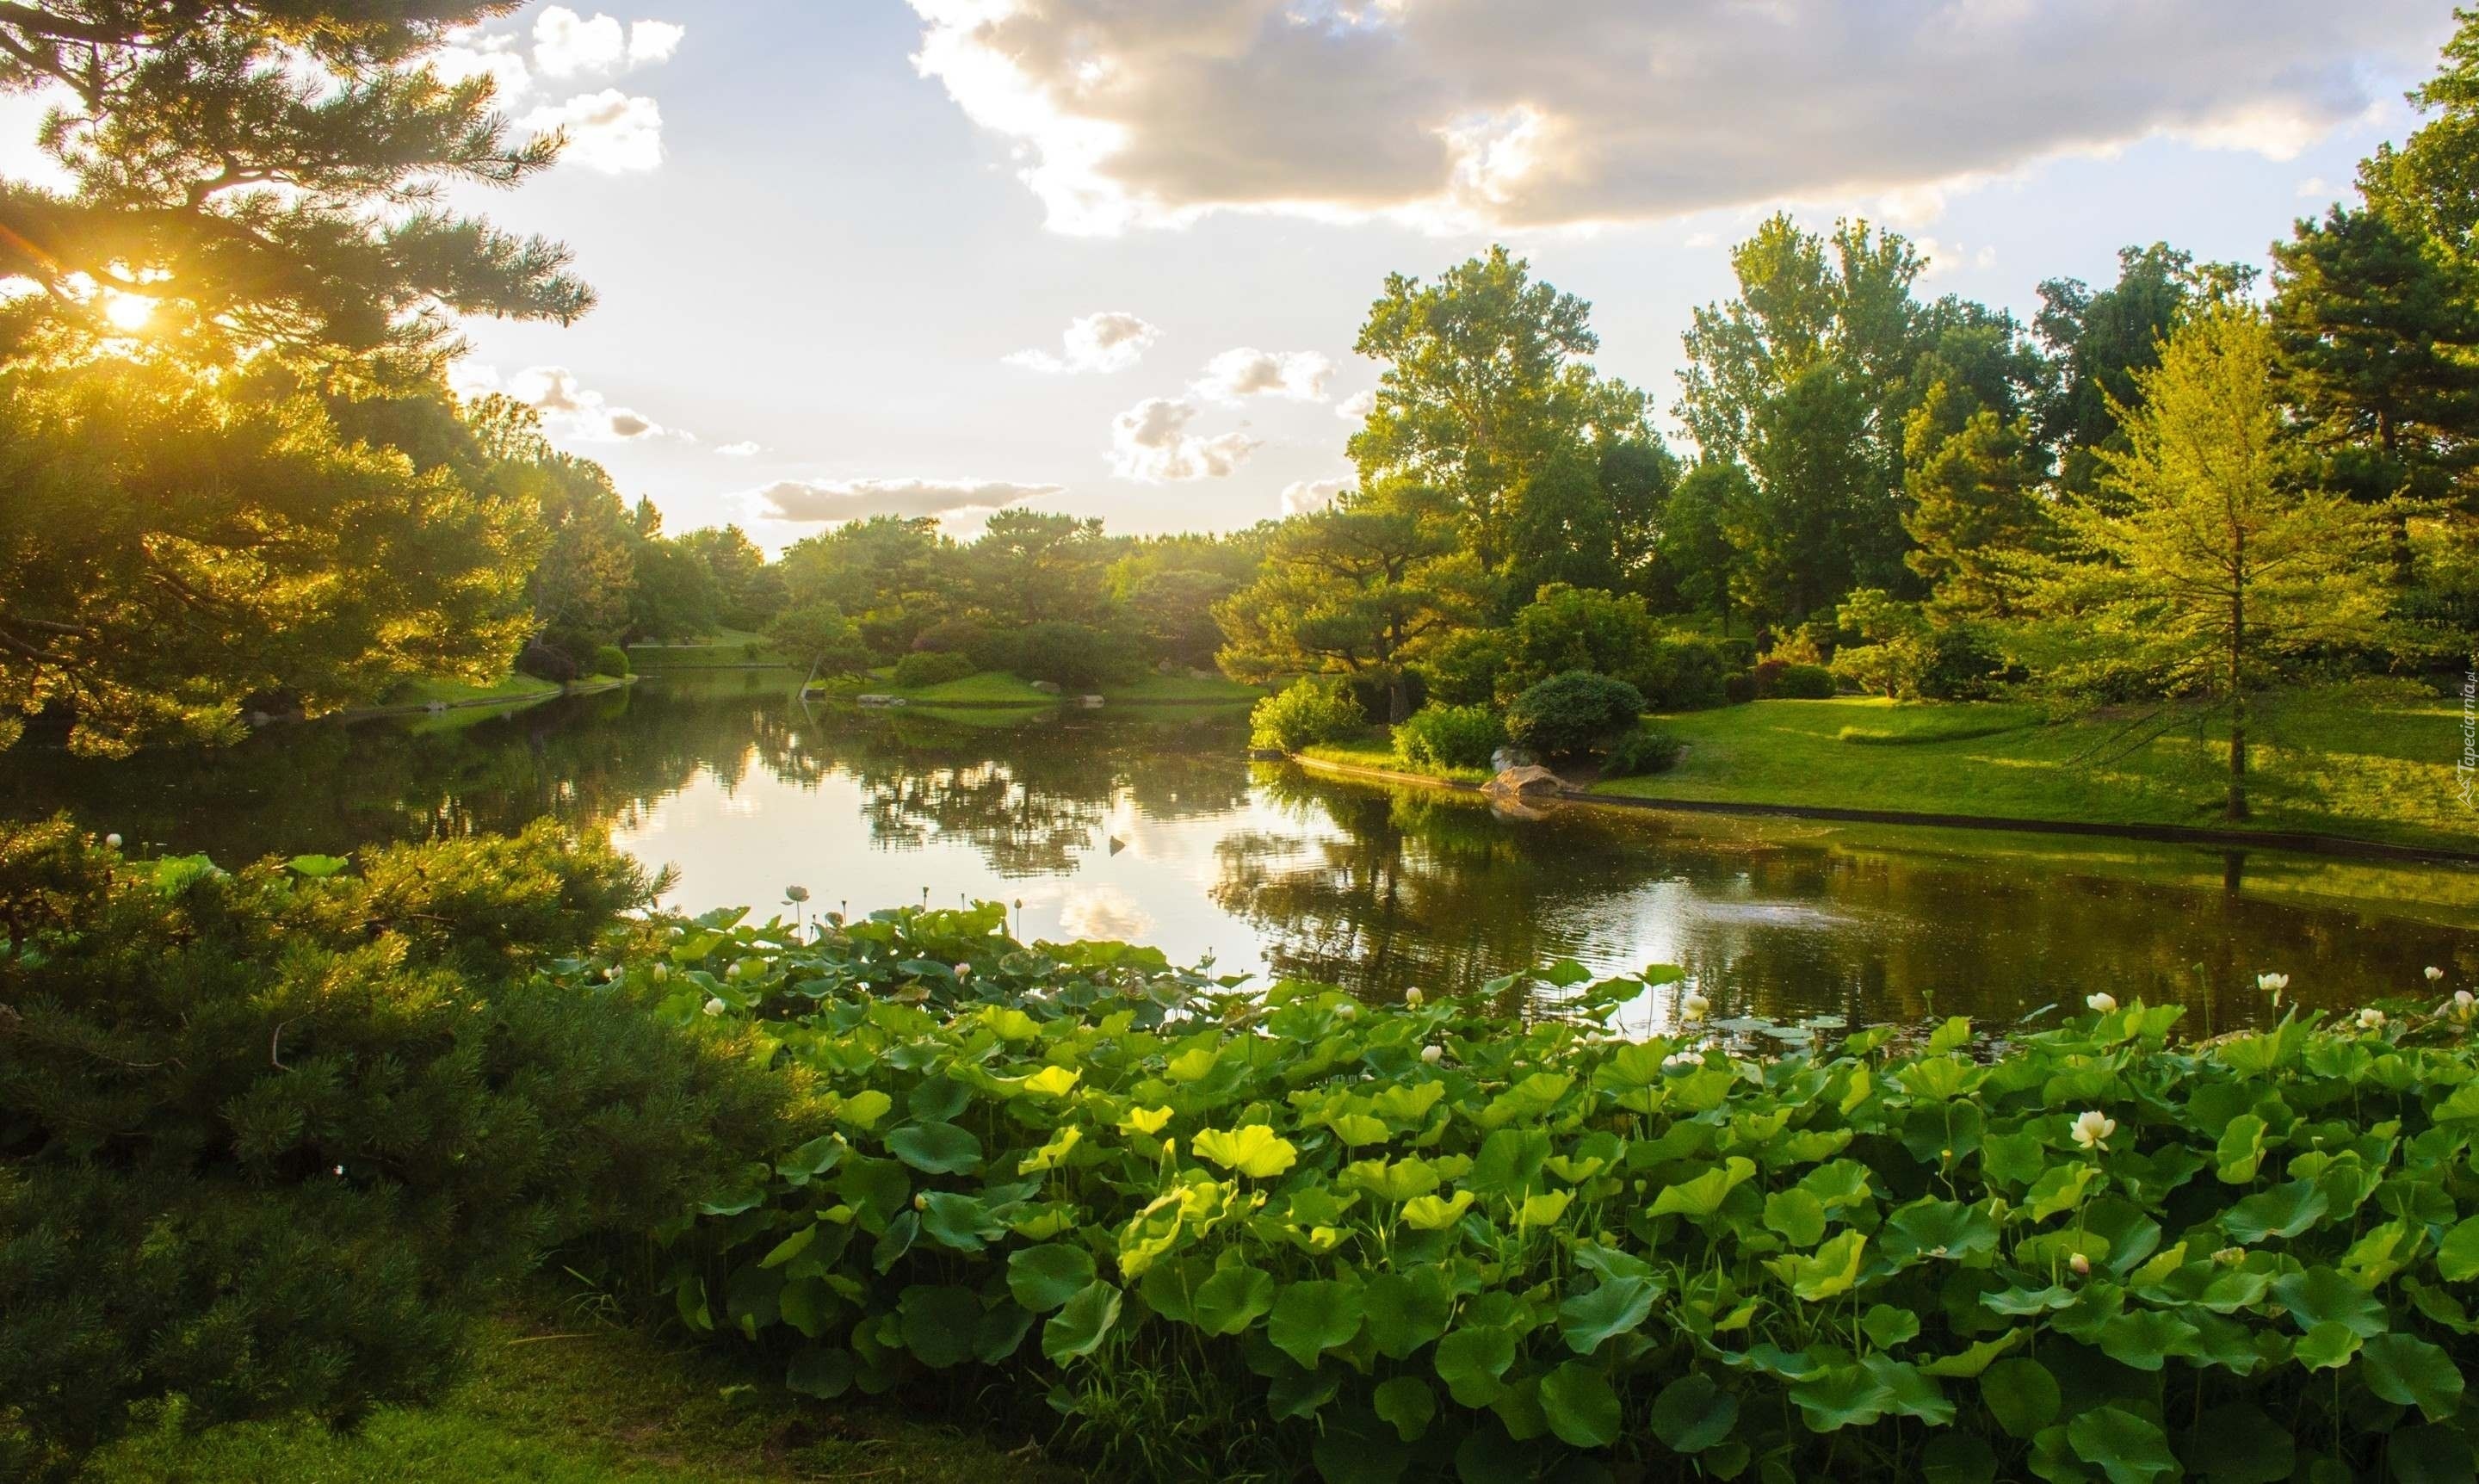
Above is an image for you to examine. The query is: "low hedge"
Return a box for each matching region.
[630,909,2479,1483]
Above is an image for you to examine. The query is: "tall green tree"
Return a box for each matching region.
[2021,306,2389,819]
[2272,205,2479,580]
[1349,247,1654,592]
[0,357,541,752]
[2032,244,2248,501]
[1215,484,1487,722]
[2358,6,2479,264]
[1901,384,2051,619]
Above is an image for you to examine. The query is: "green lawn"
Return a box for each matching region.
[823,670,1264,708]
[1592,685,2470,852]
[1294,685,2473,853]
[627,629,791,670]
[80,1307,1061,1484]
[381,673,563,709]
[1298,733,1493,784]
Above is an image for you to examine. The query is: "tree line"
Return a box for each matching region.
[3,1,2474,825]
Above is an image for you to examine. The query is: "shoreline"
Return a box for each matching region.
[1285,752,2479,867]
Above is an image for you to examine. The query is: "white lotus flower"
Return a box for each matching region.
[1663,1050,1700,1070]
[1334,1001,1358,1019]
[702,997,726,1017]
[103,833,122,849]
[1681,991,1711,1022]
[2358,1008,2387,1031]
[1405,987,1424,1007]
[726,961,744,979]
[2086,992,2117,1014]
[2428,967,2447,983]
[2457,991,2475,1014]
[1420,1044,1444,1066]
[2257,973,2290,992]
[2070,1110,2117,1152]
[2069,1252,2092,1276]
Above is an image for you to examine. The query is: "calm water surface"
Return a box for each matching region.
[9,668,2474,1031]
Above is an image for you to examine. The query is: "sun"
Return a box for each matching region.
[102,292,158,332]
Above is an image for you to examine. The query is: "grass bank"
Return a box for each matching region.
[1595,685,2468,853]
[823,669,1264,708]
[627,629,790,671]
[380,673,563,709]
[80,1302,1060,1484]
[1300,684,2472,855]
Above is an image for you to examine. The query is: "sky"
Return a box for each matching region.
[8,1,2468,550]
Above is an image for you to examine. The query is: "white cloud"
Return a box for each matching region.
[504,365,679,442]
[629,20,687,67]
[1108,397,1258,481]
[2297,176,2331,198]
[1281,478,1350,516]
[524,90,665,173]
[432,30,532,100]
[1006,311,1160,374]
[716,441,762,458]
[759,478,1064,523]
[1193,347,1333,404]
[534,8,627,77]
[1334,388,1377,424]
[904,0,2444,233]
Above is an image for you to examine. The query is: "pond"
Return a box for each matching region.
[9,668,2474,1032]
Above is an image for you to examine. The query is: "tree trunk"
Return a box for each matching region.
[2226,592,2249,821]
[1387,671,1411,725]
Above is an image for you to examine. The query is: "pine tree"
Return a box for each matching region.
[1901,382,2051,619]
[2023,306,2389,819]
[2270,205,2479,579]
[0,2,584,371]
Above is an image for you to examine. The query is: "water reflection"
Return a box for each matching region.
[3,668,2471,1027]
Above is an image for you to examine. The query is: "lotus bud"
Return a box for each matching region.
[1420,1044,1444,1066]
[2086,992,2117,1014]
[2357,1008,2386,1031]
[1405,987,1424,1007]
[2069,1252,2091,1277]
[103,833,122,850]
[1334,1001,1358,1019]
[913,1193,928,1211]
[702,997,726,1017]
[2428,966,2447,983]
[786,886,810,903]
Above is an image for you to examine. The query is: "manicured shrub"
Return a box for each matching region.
[1415,629,1508,708]
[1249,677,1365,752]
[1601,724,1684,776]
[1918,624,2025,702]
[1503,671,1646,757]
[891,650,978,689]
[0,821,804,1478]
[1635,635,1733,711]
[1393,703,1505,773]
[1012,621,1127,690]
[655,921,2479,1484]
[515,637,579,683]
[591,644,632,678]
[1765,663,1836,699]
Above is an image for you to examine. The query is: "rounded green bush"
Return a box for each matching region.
[1394,703,1506,772]
[1249,678,1364,752]
[1503,671,1647,757]
[1602,724,1683,776]
[1766,662,1836,699]
[591,644,632,679]
[890,650,977,689]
